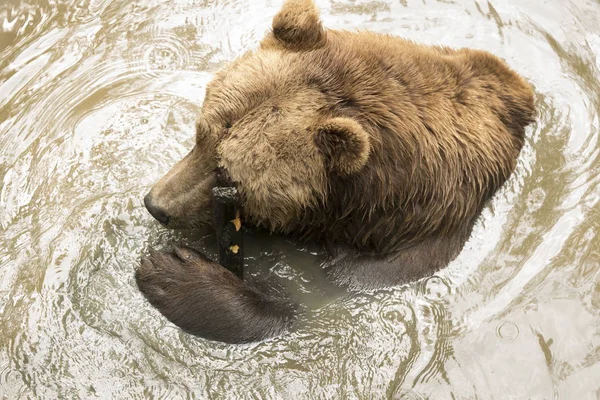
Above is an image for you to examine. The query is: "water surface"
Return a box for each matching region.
[1,0,599,398]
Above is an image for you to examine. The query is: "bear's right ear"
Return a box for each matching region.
[270,0,325,50]
[314,117,370,175]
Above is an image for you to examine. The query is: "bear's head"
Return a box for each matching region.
[144,0,372,231]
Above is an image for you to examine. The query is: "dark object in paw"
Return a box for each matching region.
[212,186,243,278]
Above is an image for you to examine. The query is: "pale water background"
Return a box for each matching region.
[1,0,599,398]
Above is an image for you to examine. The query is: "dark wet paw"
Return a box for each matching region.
[135,246,214,304]
[135,246,293,343]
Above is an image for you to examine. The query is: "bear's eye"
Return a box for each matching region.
[219,121,233,140]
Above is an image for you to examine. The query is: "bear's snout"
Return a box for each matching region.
[144,193,170,225]
[143,148,219,229]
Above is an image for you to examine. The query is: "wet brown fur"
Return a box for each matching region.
[203,2,535,253]
[137,0,535,342]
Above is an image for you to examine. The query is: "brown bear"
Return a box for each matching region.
[136,0,535,343]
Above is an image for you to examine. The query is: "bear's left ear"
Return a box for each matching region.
[314,117,371,175]
[271,0,325,50]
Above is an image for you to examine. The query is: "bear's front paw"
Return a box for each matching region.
[135,246,293,343]
[135,246,213,301]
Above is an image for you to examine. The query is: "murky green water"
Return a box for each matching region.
[1,0,599,398]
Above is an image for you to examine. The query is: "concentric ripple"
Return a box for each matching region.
[129,26,194,78]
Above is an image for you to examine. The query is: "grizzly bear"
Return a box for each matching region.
[136,0,535,343]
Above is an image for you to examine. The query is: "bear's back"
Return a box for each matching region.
[277,30,535,251]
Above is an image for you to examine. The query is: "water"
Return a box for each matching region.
[1,0,599,398]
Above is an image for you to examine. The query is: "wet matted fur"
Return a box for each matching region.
[137,0,535,343]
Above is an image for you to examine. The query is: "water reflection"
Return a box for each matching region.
[1,0,599,398]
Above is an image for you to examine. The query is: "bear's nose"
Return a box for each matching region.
[144,193,170,225]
